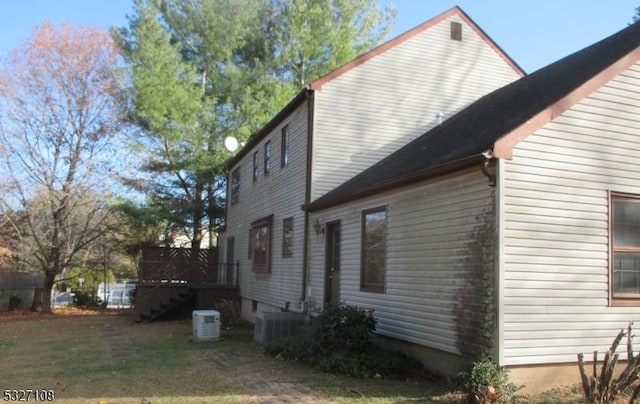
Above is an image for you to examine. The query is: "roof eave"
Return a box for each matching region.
[494,44,640,159]
[226,89,312,170]
[304,154,484,212]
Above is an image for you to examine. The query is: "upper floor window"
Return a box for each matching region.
[612,193,640,302]
[230,168,240,205]
[264,140,272,174]
[253,151,259,182]
[251,215,273,273]
[361,207,387,293]
[282,217,293,258]
[281,125,289,168]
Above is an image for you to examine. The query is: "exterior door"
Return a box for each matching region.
[225,237,235,285]
[324,221,341,305]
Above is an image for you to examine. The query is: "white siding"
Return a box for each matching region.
[502,62,640,366]
[311,13,521,200]
[226,103,308,310]
[309,171,495,357]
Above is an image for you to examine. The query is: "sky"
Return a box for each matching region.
[0,0,637,74]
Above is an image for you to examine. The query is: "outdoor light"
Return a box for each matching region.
[313,218,325,237]
[481,150,497,187]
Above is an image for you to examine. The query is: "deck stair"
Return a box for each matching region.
[134,285,196,322]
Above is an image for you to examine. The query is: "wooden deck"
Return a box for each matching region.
[132,247,239,322]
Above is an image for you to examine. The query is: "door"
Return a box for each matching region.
[225,237,235,285]
[324,221,341,305]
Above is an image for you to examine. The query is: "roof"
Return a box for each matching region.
[305,20,640,212]
[227,6,523,170]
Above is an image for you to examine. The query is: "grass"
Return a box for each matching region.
[0,309,447,403]
[0,308,604,403]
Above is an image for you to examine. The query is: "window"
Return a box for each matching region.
[251,215,273,273]
[361,207,387,292]
[264,141,272,174]
[282,217,293,257]
[248,228,253,258]
[253,151,259,182]
[281,125,289,168]
[230,168,240,205]
[451,21,462,41]
[612,193,640,301]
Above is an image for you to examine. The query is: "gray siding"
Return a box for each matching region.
[226,103,308,309]
[501,62,640,365]
[311,13,521,200]
[309,171,495,357]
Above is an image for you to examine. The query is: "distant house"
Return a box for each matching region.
[221,6,523,321]
[0,271,44,310]
[303,17,640,391]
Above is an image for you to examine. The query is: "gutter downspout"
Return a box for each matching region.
[494,155,506,366]
[301,89,315,308]
[481,148,504,364]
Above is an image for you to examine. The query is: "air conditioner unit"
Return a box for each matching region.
[254,311,306,344]
[192,310,220,342]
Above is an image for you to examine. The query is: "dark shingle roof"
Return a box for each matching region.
[305,20,640,212]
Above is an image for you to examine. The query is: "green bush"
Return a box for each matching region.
[264,335,311,360]
[128,287,136,307]
[72,291,100,307]
[263,303,423,379]
[316,349,423,379]
[308,303,377,356]
[460,360,522,403]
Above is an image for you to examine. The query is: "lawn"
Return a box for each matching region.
[0,309,451,403]
[0,309,592,403]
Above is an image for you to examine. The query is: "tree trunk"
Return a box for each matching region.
[31,288,43,312]
[40,271,56,314]
[191,181,204,251]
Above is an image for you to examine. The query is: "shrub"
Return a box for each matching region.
[460,360,521,403]
[316,349,423,379]
[264,335,311,360]
[128,287,136,307]
[72,291,100,307]
[263,303,423,379]
[577,322,640,404]
[308,303,377,356]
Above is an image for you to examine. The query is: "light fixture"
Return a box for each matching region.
[481,149,497,187]
[313,218,325,237]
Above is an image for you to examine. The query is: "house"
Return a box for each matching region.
[303,17,640,391]
[0,271,44,310]
[222,6,523,322]
[223,6,640,390]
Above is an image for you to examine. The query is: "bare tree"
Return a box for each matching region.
[0,22,125,313]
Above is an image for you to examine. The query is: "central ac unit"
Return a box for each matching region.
[193,310,220,341]
[254,311,306,344]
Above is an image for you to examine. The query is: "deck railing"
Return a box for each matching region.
[138,247,238,286]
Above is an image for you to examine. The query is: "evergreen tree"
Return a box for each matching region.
[114,0,395,248]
